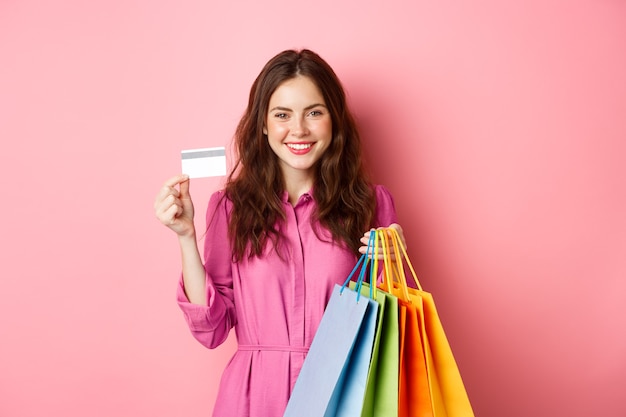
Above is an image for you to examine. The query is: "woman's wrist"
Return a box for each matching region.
[178,230,198,246]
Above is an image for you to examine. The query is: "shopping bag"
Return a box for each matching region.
[350,281,399,417]
[411,289,472,416]
[373,230,431,417]
[383,228,474,417]
[398,297,433,417]
[284,237,379,417]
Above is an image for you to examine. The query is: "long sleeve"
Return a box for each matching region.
[177,191,237,349]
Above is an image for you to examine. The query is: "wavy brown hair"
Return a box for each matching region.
[224,49,376,261]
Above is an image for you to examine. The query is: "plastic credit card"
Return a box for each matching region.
[181,147,226,178]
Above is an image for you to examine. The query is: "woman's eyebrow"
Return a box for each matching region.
[269,106,291,112]
[304,103,327,110]
[269,103,327,113]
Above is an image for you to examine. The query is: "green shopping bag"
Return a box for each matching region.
[350,281,399,417]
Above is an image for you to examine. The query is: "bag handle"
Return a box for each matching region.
[368,229,382,299]
[387,227,423,292]
[341,231,376,301]
[379,229,411,301]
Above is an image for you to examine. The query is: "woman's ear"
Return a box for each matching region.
[262,126,268,135]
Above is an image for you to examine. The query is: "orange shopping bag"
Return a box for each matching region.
[378,231,433,417]
[381,228,474,417]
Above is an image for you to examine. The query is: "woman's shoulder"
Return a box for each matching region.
[209,189,227,201]
[372,184,394,201]
[206,189,233,219]
[371,184,398,226]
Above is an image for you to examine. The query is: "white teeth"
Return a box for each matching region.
[287,143,312,150]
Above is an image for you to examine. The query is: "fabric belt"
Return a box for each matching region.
[238,344,309,353]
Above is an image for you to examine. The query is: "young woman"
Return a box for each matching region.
[154,49,405,417]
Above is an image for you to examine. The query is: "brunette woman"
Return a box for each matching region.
[154,49,405,417]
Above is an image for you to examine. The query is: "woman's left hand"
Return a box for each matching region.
[358,223,407,260]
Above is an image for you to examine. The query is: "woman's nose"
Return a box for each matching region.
[290,117,309,137]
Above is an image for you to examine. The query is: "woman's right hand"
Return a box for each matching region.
[154,174,195,237]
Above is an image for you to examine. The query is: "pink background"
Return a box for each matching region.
[1,0,625,416]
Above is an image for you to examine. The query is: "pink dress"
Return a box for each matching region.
[177,185,399,417]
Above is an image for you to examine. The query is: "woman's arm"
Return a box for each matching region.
[154,174,207,305]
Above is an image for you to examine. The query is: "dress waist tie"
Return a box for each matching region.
[238,344,309,353]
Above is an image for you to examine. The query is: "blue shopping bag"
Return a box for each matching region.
[284,238,379,417]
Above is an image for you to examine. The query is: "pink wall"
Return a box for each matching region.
[1,1,625,416]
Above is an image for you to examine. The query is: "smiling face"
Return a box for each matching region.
[263,75,332,182]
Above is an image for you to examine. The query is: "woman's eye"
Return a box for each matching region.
[309,110,323,117]
[274,113,288,119]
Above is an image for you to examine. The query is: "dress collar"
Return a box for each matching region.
[281,189,313,206]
